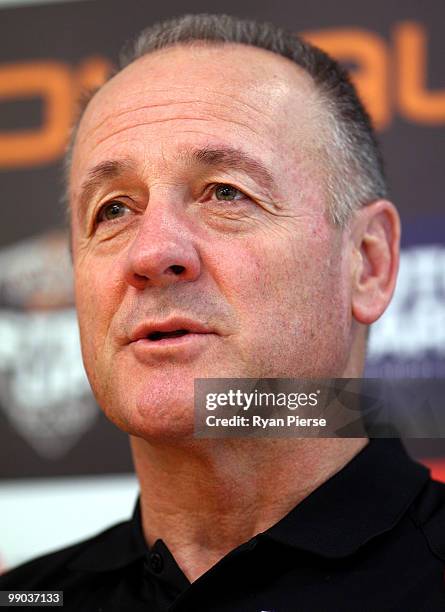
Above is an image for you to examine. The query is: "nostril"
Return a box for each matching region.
[169,265,185,275]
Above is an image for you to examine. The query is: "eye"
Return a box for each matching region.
[97,200,131,223]
[213,184,245,202]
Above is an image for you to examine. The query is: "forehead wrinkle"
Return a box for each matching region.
[79,75,280,152]
[84,114,262,160]
[84,93,268,142]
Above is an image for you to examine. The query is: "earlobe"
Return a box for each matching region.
[351,200,401,325]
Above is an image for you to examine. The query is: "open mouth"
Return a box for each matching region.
[129,319,213,349]
[147,329,191,341]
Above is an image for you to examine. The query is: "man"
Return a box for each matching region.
[1,13,444,611]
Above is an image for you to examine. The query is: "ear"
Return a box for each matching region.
[350,200,401,325]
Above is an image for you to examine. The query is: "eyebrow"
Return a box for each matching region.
[185,145,277,193]
[76,158,137,222]
[76,145,277,221]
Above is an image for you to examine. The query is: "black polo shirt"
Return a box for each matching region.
[1,439,445,611]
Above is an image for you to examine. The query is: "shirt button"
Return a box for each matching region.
[149,551,164,573]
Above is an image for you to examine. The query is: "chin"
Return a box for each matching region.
[130,415,196,443]
[100,376,197,441]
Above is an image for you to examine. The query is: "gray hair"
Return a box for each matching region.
[67,13,388,226]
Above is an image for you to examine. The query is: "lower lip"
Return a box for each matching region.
[130,333,215,361]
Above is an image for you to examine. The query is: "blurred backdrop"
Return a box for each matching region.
[0,0,444,571]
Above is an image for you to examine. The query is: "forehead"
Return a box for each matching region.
[71,43,321,188]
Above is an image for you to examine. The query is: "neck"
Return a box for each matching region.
[131,436,368,582]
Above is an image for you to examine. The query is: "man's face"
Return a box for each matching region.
[70,43,354,439]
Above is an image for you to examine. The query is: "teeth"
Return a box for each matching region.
[148,329,189,341]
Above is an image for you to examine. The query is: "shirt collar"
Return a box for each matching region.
[261,438,429,558]
[70,438,429,571]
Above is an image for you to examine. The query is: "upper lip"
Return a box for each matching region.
[129,318,214,342]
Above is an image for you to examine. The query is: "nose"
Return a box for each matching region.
[123,202,201,290]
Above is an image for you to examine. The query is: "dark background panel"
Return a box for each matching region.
[0,408,133,479]
[0,0,443,479]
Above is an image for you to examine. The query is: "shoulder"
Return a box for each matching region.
[409,476,445,562]
[0,520,132,590]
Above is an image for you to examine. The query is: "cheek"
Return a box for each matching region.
[74,257,125,360]
[235,232,341,311]
[220,226,351,362]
